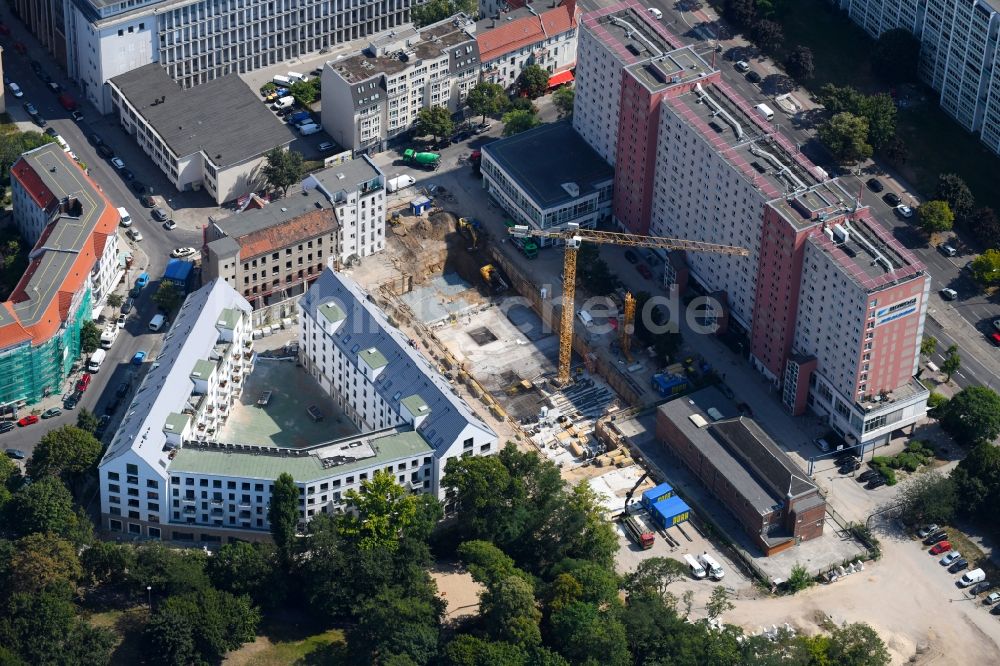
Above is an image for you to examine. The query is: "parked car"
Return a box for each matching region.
[940,551,961,565]
[171,247,197,258]
[895,204,913,218]
[835,453,859,466]
[121,168,136,181]
[116,382,130,399]
[71,110,84,122]
[986,592,1000,605]
[734,60,750,72]
[949,558,970,573]
[929,541,952,555]
[41,407,62,419]
[938,242,958,257]
[76,373,92,393]
[117,314,127,328]
[130,180,147,195]
[163,219,177,230]
[0,423,15,434]
[95,415,112,439]
[22,102,37,115]
[64,393,80,409]
[122,297,134,314]
[839,459,861,474]
[866,178,884,192]
[6,82,22,98]
[857,469,878,483]
[924,531,948,545]
[127,228,143,242]
[5,448,26,458]
[970,581,992,595]
[624,250,639,264]
[110,157,125,170]
[866,475,886,490]
[940,288,958,301]
[140,194,157,207]
[318,141,335,152]
[132,351,147,365]
[990,331,1000,346]
[883,192,901,206]
[17,415,39,427]
[97,144,114,159]
[746,70,762,84]
[917,524,940,539]
[152,207,169,222]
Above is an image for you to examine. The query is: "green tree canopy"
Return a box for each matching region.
[481,574,542,646]
[411,0,453,27]
[896,470,957,527]
[818,112,872,164]
[752,19,785,54]
[969,249,1000,285]
[129,544,211,597]
[152,282,184,314]
[872,28,921,83]
[143,588,260,665]
[941,345,961,382]
[262,147,305,196]
[81,541,136,587]
[269,472,300,567]
[623,557,688,601]
[347,584,443,665]
[0,588,115,666]
[935,173,975,224]
[6,533,82,595]
[26,426,102,489]
[785,45,814,80]
[466,82,509,122]
[706,585,735,620]
[415,106,454,141]
[206,541,281,608]
[340,469,420,552]
[548,601,630,666]
[920,336,937,357]
[938,386,1000,444]
[502,109,541,137]
[827,622,891,666]
[5,477,77,539]
[75,408,99,435]
[289,78,320,106]
[917,200,955,234]
[516,65,550,99]
[951,441,1000,520]
[79,321,101,355]
[968,206,1000,249]
[553,86,575,117]
[857,93,897,150]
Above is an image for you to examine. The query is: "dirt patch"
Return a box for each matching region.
[431,561,483,621]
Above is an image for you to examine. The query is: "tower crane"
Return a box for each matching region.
[509,223,750,385]
[621,292,636,363]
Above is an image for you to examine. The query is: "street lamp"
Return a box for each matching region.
[146,585,152,611]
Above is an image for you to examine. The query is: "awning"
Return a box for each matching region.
[548,70,574,88]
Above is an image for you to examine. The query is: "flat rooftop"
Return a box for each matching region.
[625,46,713,92]
[580,1,681,64]
[810,210,925,288]
[168,428,432,483]
[110,64,295,168]
[768,179,856,229]
[482,120,613,210]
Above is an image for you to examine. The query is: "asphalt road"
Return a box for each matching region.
[1,26,202,456]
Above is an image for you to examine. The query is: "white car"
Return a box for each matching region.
[163,219,177,230]
[895,204,913,218]
[7,82,22,98]
[648,7,662,19]
[940,551,962,566]
[127,228,143,242]
[117,314,127,328]
[940,288,958,301]
[171,247,196,258]
[111,157,125,170]
[735,60,750,73]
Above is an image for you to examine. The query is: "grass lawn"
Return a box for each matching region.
[224,626,346,666]
[87,607,147,665]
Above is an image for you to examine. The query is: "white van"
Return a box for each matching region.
[683,554,707,579]
[272,96,295,109]
[272,74,292,87]
[287,71,306,82]
[299,124,321,136]
[755,103,775,121]
[959,568,986,587]
[577,309,594,326]
[698,552,725,580]
[87,349,107,373]
[100,326,118,349]
[648,7,663,19]
[117,207,132,227]
[149,314,166,332]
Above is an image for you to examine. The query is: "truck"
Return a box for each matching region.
[403,148,440,168]
[480,264,509,294]
[87,349,107,373]
[504,219,538,258]
[386,174,416,193]
[622,515,655,549]
[100,326,118,349]
[698,552,725,581]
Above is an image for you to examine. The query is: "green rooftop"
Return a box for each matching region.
[164,412,190,435]
[359,347,388,370]
[217,308,241,330]
[319,302,346,324]
[167,430,433,482]
[401,394,430,417]
[191,359,216,380]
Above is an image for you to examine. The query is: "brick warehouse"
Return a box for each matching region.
[656,387,826,556]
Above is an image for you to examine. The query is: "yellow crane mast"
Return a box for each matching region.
[621,291,636,362]
[509,223,750,385]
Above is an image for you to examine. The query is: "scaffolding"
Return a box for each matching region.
[0,288,91,408]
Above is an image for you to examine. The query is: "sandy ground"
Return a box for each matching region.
[723,529,1000,665]
[431,562,484,621]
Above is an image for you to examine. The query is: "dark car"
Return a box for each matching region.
[32,114,47,128]
[882,192,901,207]
[104,399,120,415]
[4,447,26,458]
[130,180,147,195]
[152,207,169,222]
[433,139,452,150]
[97,143,114,159]
[746,71,762,84]
[857,469,878,483]
[71,110,84,122]
[48,81,62,95]
[835,453,858,466]
[23,102,38,115]
[991,603,1000,615]
[90,133,103,146]
[140,194,157,208]
[839,459,861,474]
[64,393,80,409]
[122,297,135,314]
[866,178,884,192]
[121,168,136,182]
[0,423,15,435]
[949,558,970,573]
[624,250,639,264]
[924,531,949,545]
[95,415,112,439]
[45,127,58,137]
[866,476,886,490]
[971,581,993,595]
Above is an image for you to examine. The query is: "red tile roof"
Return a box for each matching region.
[478,1,578,63]
[237,208,336,261]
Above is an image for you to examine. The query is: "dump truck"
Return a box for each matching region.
[480,264,509,293]
[404,148,440,168]
[458,217,481,250]
[622,515,655,549]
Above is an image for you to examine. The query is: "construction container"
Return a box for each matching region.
[570,442,586,458]
[649,496,691,529]
[641,483,674,509]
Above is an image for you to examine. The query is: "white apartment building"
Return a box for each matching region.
[97,273,497,543]
[835,0,926,37]
[64,0,416,113]
[322,16,479,154]
[108,64,295,205]
[301,157,387,263]
[476,0,578,90]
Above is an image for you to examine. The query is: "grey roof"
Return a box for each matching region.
[212,188,333,239]
[306,156,384,196]
[109,64,295,168]
[301,269,495,451]
[99,280,252,468]
[206,235,241,260]
[3,144,114,331]
[658,386,817,515]
[482,121,613,210]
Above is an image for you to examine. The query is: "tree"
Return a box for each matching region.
[0,588,115,666]
[289,78,320,106]
[896,470,957,526]
[348,585,442,665]
[724,0,757,29]
[817,83,865,115]
[785,45,814,80]
[549,601,631,666]
[26,426,102,489]
[466,82,509,122]
[941,344,961,382]
[920,336,937,357]
[5,477,77,539]
[262,147,305,197]
[340,469,420,552]
[501,109,540,136]
[938,386,1000,444]
[206,541,280,607]
[935,173,975,224]
[81,541,136,586]
[706,586,734,621]
[458,540,525,587]
[969,249,1000,286]
[152,282,184,314]
[827,623,891,666]
[269,472,299,567]
[507,96,537,114]
[130,544,211,598]
[623,557,688,601]
[106,293,123,308]
[786,563,813,593]
[751,19,784,53]
[481,575,542,646]
[75,408,99,435]
[951,441,1000,519]
[879,135,908,166]
[818,112,872,164]
[968,207,1000,249]
[872,28,921,84]
[857,93,897,150]
[553,86,575,117]
[79,320,101,355]
[6,533,82,594]
[144,589,260,666]
[415,105,454,142]
[917,200,954,234]
[516,64,550,99]
[411,0,453,28]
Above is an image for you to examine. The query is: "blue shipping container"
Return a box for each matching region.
[651,496,691,529]
[641,482,674,509]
